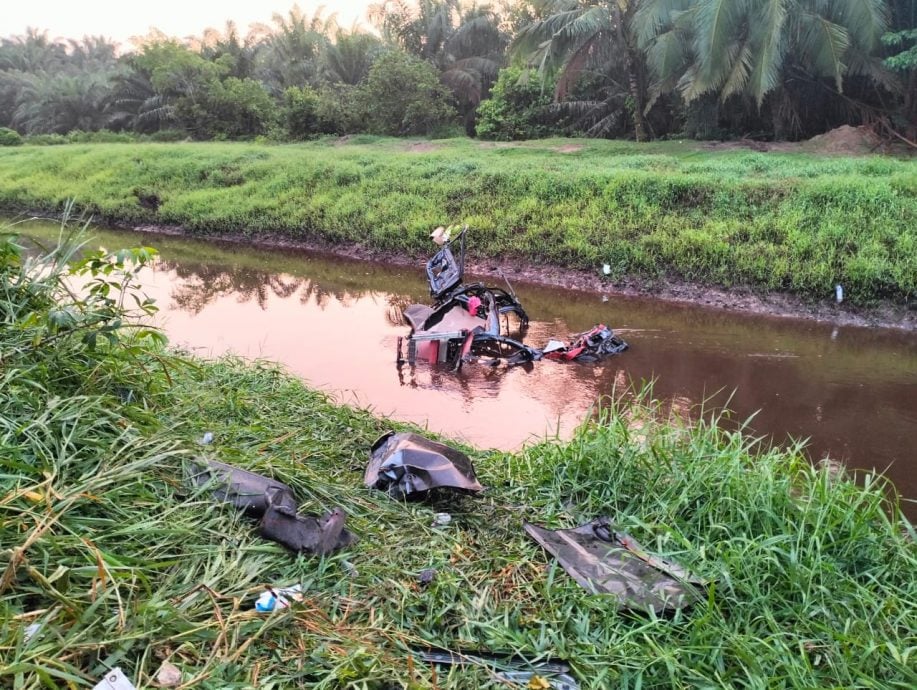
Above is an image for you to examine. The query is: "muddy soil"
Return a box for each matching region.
[701,125,914,156]
[128,222,916,332]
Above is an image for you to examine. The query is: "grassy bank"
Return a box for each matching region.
[2,228,916,688]
[0,138,915,306]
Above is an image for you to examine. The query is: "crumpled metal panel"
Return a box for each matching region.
[365,432,484,500]
[189,459,355,556]
[524,518,706,613]
[260,488,356,556]
[188,458,294,517]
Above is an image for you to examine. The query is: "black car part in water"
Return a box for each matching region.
[365,431,484,501]
[426,226,528,329]
[189,459,355,555]
[524,518,706,614]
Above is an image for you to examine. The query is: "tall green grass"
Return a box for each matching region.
[1,226,915,688]
[0,138,914,304]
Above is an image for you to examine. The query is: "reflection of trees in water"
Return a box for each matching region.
[160,259,395,314]
[385,294,413,327]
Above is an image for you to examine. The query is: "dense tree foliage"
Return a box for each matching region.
[475,65,557,139]
[0,1,913,143]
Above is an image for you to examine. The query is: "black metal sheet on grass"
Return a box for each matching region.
[524,518,706,613]
[189,459,355,555]
[365,431,484,500]
[260,495,356,556]
[188,458,295,517]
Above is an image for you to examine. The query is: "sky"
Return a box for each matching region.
[4,1,377,48]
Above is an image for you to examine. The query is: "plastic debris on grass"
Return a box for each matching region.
[525,518,706,613]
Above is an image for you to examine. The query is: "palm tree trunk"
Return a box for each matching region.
[907,72,917,141]
[626,53,648,142]
[613,2,647,142]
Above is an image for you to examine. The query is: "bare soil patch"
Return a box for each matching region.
[698,125,900,156]
[403,141,441,153]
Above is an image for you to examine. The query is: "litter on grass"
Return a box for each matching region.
[260,495,355,555]
[188,459,296,517]
[254,584,304,612]
[154,660,182,687]
[92,668,136,690]
[525,518,706,613]
[365,432,484,500]
[414,649,579,690]
[432,512,452,527]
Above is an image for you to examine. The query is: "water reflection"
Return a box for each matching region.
[16,221,917,515]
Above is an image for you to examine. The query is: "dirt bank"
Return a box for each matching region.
[128,222,916,332]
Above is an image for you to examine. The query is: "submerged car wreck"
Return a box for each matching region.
[397,226,628,371]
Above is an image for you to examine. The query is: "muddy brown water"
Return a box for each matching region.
[16,220,917,516]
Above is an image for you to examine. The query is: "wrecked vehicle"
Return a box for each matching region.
[525,518,706,613]
[365,431,484,500]
[189,459,355,555]
[399,226,628,370]
[398,226,539,369]
[542,324,628,362]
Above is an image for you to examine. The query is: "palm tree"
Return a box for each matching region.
[320,28,384,85]
[106,68,175,133]
[636,0,891,135]
[0,29,67,73]
[66,36,119,71]
[514,1,652,141]
[253,4,338,94]
[13,71,112,133]
[193,22,260,80]
[370,1,508,121]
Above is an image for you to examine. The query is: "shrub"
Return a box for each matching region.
[315,85,365,135]
[147,129,187,142]
[358,51,455,136]
[281,86,321,139]
[177,78,277,140]
[475,66,554,141]
[0,127,23,146]
[24,133,68,145]
[67,129,136,143]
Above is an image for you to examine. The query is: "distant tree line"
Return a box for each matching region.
[0,1,914,145]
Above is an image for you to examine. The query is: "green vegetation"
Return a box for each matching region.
[0,127,22,146]
[358,51,456,136]
[475,66,558,141]
[0,138,915,304]
[1,1,914,143]
[2,225,915,688]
